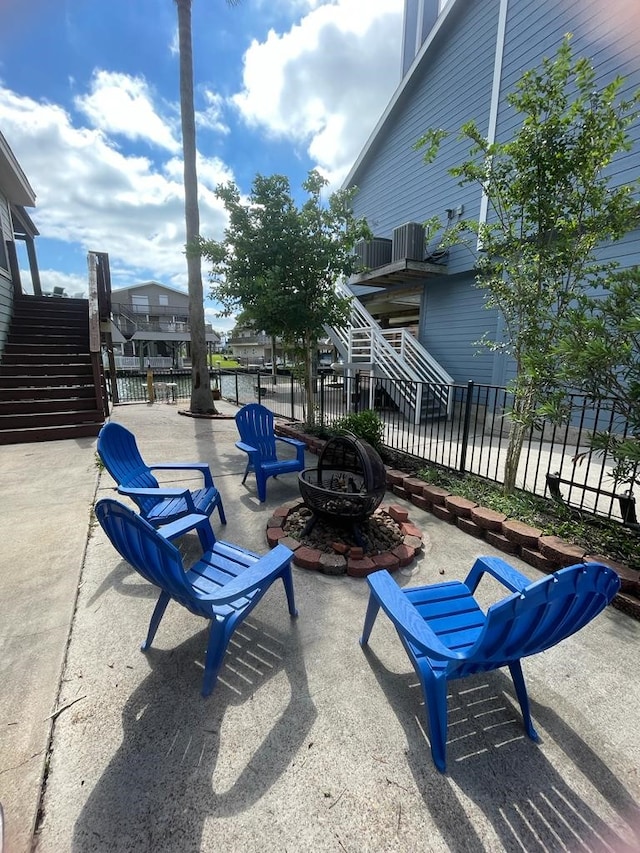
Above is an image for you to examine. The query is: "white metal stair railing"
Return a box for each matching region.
[327,282,454,423]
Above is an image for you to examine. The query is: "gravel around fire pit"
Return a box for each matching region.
[283,504,404,554]
[266,500,425,577]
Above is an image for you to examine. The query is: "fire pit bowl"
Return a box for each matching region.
[298,432,387,524]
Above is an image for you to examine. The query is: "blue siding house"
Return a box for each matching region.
[343,0,640,386]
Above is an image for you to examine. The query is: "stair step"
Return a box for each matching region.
[0,422,102,445]
[7,333,88,345]
[0,398,100,415]
[14,296,87,308]
[0,374,93,390]
[0,410,103,430]
[1,385,97,401]
[9,322,88,335]
[0,363,93,378]
[1,352,92,366]
[3,343,90,356]
[11,311,89,324]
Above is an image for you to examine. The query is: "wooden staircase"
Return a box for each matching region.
[0,295,105,444]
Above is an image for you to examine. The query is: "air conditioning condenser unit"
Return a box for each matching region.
[392,222,425,262]
[354,237,392,270]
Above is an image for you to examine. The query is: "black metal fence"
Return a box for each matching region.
[106,367,631,522]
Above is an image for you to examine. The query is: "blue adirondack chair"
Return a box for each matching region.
[360,557,620,772]
[95,498,298,696]
[97,422,226,546]
[235,403,306,502]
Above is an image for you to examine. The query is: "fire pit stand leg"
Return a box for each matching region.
[302,514,318,537]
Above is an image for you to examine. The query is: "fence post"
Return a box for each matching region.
[354,372,361,414]
[458,380,474,474]
[290,372,295,420]
[319,371,325,427]
[147,368,155,403]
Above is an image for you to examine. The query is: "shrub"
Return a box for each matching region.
[331,409,384,449]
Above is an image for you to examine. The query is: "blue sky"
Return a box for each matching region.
[0,0,405,331]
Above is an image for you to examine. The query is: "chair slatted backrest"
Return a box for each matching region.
[457,563,619,677]
[236,404,277,462]
[97,423,161,514]
[94,499,203,613]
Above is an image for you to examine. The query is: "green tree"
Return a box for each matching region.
[175,0,240,414]
[416,36,640,492]
[200,169,370,423]
[543,268,640,498]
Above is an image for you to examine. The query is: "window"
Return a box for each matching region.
[158,294,169,306]
[0,237,8,272]
[132,294,149,314]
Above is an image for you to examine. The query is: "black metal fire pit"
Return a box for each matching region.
[298,432,387,544]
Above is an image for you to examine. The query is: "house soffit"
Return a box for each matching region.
[360,285,422,318]
[0,132,36,207]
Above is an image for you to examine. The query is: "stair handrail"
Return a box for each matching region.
[381,327,454,387]
[328,281,454,418]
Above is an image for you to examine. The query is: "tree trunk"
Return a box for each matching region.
[503,384,535,493]
[503,419,526,494]
[270,334,277,384]
[176,0,217,414]
[304,332,315,426]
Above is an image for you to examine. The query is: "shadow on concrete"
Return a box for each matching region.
[86,531,212,609]
[361,645,640,853]
[71,616,315,852]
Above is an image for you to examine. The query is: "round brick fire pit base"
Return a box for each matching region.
[266,499,425,577]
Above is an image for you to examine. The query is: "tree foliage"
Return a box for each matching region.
[199,169,370,422]
[541,268,640,491]
[416,35,640,492]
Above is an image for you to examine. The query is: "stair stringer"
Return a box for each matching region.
[325,281,454,424]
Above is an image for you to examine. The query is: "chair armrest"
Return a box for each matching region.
[117,485,197,513]
[275,436,306,450]
[236,441,258,455]
[148,462,213,488]
[157,513,211,541]
[205,544,293,604]
[366,571,463,662]
[464,556,531,595]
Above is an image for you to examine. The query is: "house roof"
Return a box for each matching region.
[111,281,190,297]
[0,131,36,207]
[343,0,463,190]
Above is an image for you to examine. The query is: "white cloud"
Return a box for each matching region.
[75,70,180,153]
[196,89,230,135]
[19,267,89,297]
[232,0,402,186]
[205,306,236,333]
[0,83,232,287]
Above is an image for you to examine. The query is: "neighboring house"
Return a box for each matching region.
[227,325,272,366]
[343,0,640,387]
[110,281,220,369]
[0,131,41,349]
[228,325,335,367]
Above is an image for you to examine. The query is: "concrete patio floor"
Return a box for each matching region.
[1,400,639,852]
